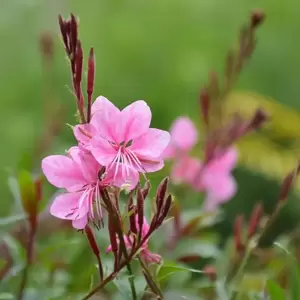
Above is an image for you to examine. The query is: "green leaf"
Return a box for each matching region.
[266,280,285,300]
[157,262,203,283]
[274,242,300,300]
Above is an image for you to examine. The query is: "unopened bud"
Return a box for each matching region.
[200,88,210,126]
[234,214,245,253]
[247,203,263,239]
[250,9,265,28]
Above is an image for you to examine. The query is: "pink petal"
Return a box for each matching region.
[206,147,238,174]
[72,214,88,229]
[68,146,100,183]
[120,100,152,142]
[172,156,202,185]
[90,136,118,166]
[141,248,161,264]
[140,158,164,173]
[42,155,86,189]
[130,128,170,158]
[91,95,120,116]
[73,124,96,144]
[162,143,177,159]
[50,192,87,220]
[90,97,121,142]
[202,174,237,210]
[170,117,198,152]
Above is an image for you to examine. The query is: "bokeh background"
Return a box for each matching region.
[1,0,300,244]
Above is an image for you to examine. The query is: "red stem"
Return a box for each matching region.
[17,222,37,300]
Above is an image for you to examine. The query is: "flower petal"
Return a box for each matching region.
[172,156,202,185]
[206,147,238,174]
[141,248,161,264]
[72,215,88,229]
[50,192,86,220]
[90,97,121,142]
[170,117,198,151]
[90,136,117,166]
[202,174,237,210]
[130,128,170,158]
[73,123,96,145]
[140,158,164,173]
[120,100,152,142]
[91,95,120,116]
[42,155,86,189]
[68,146,100,183]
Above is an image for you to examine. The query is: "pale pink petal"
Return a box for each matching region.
[202,174,237,210]
[90,136,118,166]
[130,129,170,158]
[206,147,238,174]
[42,155,86,189]
[162,143,177,159]
[68,146,100,183]
[170,117,198,152]
[50,192,86,220]
[73,124,96,144]
[72,214,88,229]
[139,158,164,173]
[141,248,161,264]
[90,99,121,142]
[120,101,152,142]
[91,95,120,116]
[171,156,202,185]
[141,218,150,237]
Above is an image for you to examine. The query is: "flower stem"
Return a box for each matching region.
[138,256,164,299]
[17,222,37,300]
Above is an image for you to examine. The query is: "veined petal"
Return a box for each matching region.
[91,98,121,142]
[72,215,88,229]
[50,192,87,220]
[42,155,86,189]
[141,248,161,264]
[90,136,117,166]
[120,100,151,142]
[68,146,100,183]
[130,128,170,158]
[170,117,198,151]
[91,95,120,116]
[73,123,96,144]
[140,157,164,173]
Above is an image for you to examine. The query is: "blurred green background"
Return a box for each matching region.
[1,0,300,231]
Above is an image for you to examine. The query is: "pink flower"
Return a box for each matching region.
[163,116,198,159]
[163,117,201,185]
[165,116,238,210]
[195,147,238,211]
[106,217,161,264]
[74,96,170,188]
[41,146,138,229]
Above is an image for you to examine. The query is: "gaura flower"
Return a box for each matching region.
[41,146,138,229]
[106,216,161,264]
[74,96,170,188]
[193,147,238,211]
[164,116,238,210]
[163,116,201,185]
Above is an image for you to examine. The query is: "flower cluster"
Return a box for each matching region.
[42,97,170,229]
[164,117,237,210]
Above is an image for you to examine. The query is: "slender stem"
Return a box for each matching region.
[115,220,137,300]
[17,222,37,300]
[82,236,149,300]
[138,256,164,299]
